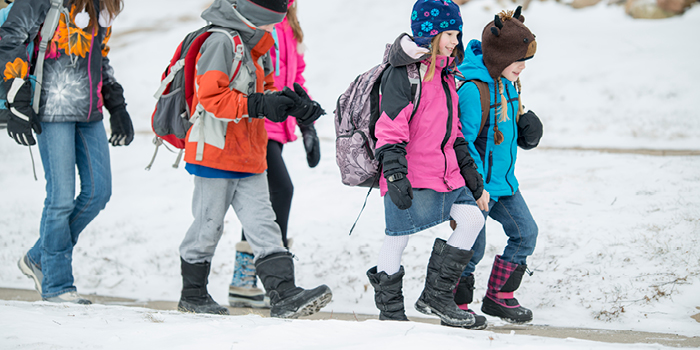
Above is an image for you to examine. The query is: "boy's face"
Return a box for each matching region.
[258,23,276,33]
[437,30,460,57]
[501,61,526,82]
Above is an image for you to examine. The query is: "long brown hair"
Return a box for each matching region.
[71,0,123,30]
[423,32,462,82]
[286,1,303,43]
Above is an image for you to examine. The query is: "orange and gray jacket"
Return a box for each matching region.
[184,0,277,173]
[0,0,125,123]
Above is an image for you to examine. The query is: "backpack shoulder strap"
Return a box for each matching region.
[32,0,63,113]
[408,62,425,121]
[207,28,244,83]
[467,79,490,136]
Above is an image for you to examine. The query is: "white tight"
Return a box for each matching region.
[376,204,484,275]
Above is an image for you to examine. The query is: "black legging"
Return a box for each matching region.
[242,140,293,248]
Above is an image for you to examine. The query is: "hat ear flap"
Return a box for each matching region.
[490,27,500,37]
[494,15,503,29]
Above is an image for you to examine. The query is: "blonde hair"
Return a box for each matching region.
[493,77,524,145]
[422,32,462,82]
[286,2,303,43]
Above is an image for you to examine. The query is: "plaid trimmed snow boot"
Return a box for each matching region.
[256,252,332,319]
[441,274,488,330]
[178,257,229,315]
[481,255,533,324]
[367,266,410,321]
[415,238,476,327]
[229,241,270,308]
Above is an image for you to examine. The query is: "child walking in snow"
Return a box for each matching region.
[176,0,330,319]
[228,0,322,309]
[366,0,486,327]
[4,0,134,304]
[453,6,542,327]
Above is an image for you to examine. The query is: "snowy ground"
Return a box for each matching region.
[0,0,699,348]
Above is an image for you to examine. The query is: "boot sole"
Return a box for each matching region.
[17,256,42,295]
[272,289,333,319]
[481,299,533,324]
[415,299,475,327]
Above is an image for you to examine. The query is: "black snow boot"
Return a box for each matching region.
[178,257,229,315]
[367,266,409,321]
[255,252,332,319]
[440,274,488,330]
[414,238,476,327]
[481,255,533,324]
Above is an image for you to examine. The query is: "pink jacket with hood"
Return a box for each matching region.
[265,0,305,144]
[374,34,466,196]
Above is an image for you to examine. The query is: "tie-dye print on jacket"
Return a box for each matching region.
[0,0,121,123]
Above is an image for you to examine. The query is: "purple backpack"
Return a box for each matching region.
[334,45,421,187]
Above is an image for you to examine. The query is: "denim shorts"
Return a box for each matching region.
[384,187,476,236]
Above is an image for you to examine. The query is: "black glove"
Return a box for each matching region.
[247,91,295,123]
[379,144,413,210]
[299,123,320,168]
[454,137,483,200]
[4,78,42,146]
[517,110,543,150]
[108,105,134,146]
[281,83,325,126]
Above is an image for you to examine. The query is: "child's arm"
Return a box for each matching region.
[194,33,251,122]
[457,82,486,179]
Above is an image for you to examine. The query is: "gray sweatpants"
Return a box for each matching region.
[179,174,286,264]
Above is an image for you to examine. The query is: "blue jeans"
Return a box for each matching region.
[461,190,537,276]
[27,121,112,298]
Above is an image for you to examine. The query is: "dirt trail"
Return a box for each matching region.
[2,287,698,348]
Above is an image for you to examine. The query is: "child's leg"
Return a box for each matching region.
[377,235,409,275]
[488,190,538,265]
[266,140,294,247]
[447,204,485,251]
[231,173,287,260]
[179,176,233,264]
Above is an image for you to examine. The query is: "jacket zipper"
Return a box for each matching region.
[440,70,453,190]
[504,81,516,195]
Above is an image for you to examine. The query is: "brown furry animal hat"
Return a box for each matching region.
[481,6,537,79]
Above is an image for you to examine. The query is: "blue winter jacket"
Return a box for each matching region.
[456,39,521,199]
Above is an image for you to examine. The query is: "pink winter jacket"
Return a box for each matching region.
[265,16,306,144]
[374,55,466,196]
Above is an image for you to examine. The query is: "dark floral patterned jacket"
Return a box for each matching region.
[0,0,125,123]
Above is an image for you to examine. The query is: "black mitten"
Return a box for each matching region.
[517,110,543,150]
[108,105,134,146]
[4,78,42,146]
[282,83,325,126]
[379,144,413,210]
[454,137,483,200]
[247,91,295,123]
[299,123,320,168]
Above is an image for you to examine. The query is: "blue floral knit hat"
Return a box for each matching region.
[410,0,464,56]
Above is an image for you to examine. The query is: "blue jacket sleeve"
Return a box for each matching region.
[457,81,486,179]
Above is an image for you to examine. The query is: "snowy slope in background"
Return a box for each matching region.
[0,0,698,343]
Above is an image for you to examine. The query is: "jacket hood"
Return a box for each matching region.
[387,33,430,68]
[456,39,493,84]
[202,0,262,41]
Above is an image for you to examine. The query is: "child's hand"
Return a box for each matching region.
[247,91,295,122]
[476,190,490,212]
[516,110,543,150]
[386,173,413,210]
[282,83,325,126]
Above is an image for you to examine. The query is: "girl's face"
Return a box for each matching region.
[437,30,460,57]
[501,61,526,81]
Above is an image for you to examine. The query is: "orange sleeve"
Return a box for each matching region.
[263,71,277,93]
[195,69,249,120]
